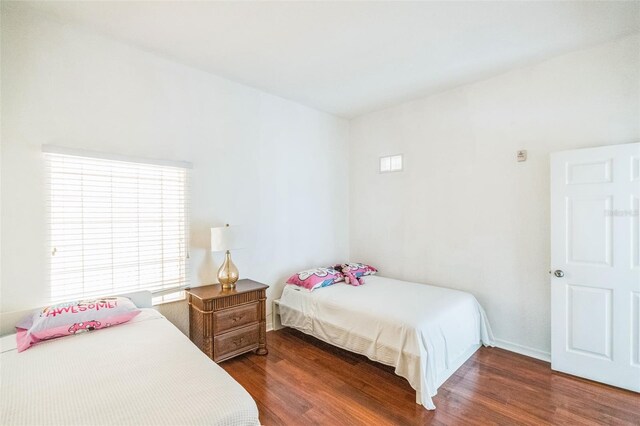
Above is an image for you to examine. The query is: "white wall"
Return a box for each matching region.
[349,34,640,358]
[0,8,349,329]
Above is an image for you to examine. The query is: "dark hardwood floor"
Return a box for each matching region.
[222,328,640,425]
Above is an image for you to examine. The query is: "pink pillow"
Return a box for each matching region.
[16,296,140,352]
[286,267,344,291]
[337,263,378,286]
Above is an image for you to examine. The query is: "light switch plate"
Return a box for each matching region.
[517,150,527,162]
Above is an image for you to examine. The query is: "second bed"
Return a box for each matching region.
[275,275,495,410]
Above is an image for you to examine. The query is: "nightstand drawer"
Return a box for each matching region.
[214,323,260,361]
[214,302,259,334]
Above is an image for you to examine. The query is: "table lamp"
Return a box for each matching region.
[210,224,244,289]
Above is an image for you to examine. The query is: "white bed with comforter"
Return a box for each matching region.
[277,275,495,410]
[0,308,260,426]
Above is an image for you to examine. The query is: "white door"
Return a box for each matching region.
[551,142,640,391]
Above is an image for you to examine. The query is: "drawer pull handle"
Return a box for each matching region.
[233,337,245,347]
[231,315,244,323]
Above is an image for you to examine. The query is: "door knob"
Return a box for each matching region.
[553,270,564,278]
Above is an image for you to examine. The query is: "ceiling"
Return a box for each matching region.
[8,1,640,118]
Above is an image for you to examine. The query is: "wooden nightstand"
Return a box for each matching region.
[186,279,268,362]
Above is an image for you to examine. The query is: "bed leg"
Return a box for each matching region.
[272,299,284,331]
[415,390,422,405]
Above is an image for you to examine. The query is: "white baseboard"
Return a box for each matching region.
[494,339,551,363]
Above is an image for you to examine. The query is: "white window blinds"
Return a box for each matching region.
[45,148,190,303]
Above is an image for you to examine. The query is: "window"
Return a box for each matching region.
[380,154,403,173]
[44,147,190,304]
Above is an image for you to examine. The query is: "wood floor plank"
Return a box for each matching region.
[221,329,640,425]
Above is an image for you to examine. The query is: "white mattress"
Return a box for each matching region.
[0,309,260,426]
[278,275,495,410]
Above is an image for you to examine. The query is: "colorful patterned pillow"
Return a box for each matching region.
[16,296,141,352]
[336,263,378,286]
[286,267,344,291]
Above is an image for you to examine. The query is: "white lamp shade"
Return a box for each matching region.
[211,225,246,252]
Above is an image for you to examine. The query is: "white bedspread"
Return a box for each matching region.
[278,276,495,410]
[0,309,260,426]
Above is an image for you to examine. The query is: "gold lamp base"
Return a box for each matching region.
[218,250,239,289]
